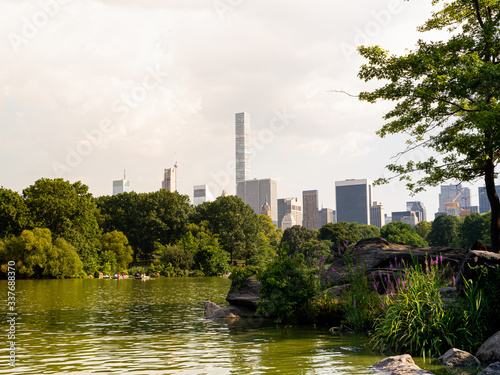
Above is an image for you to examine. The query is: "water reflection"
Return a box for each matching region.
[0,277,464,374]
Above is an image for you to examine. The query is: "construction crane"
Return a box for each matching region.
[445,187,465,214]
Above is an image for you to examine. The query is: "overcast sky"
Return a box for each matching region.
[0,0,494,218]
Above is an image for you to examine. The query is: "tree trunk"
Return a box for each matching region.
[485,158,500,252]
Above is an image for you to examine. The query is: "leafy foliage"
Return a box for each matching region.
[192,196,260,263]
[0,187,31,237]
[427,214,461,246]
[23,178,101,274]
[100,230,133,270]
[380,221,428,246]
[257,246,319,323]
[280,225,317,252]
[357,0,500,250]
[0,228,83,278]
[97,190,193,257]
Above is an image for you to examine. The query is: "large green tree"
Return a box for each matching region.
[0,187,31,237]
[380,221,428,246]
[427,214,462,247]
[23,178,101,273]
[192,196,259,263]
[97,190,193,257]
[357,0,500,251]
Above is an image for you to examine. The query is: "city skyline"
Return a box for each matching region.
[2,0,499,217]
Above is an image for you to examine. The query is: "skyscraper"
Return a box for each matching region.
[235,112,250,185]
[237,178,277,223]
[370,201,385,229]
[193,185,215,206]
[113,171,130,195]
[318,208,334,228]
[479,185,500,214]
[406,201,427,222]
[277,197,302,228]
[162,163,177,192]
[335,179,372,225]
[302,190,319,230]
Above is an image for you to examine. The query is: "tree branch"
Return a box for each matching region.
[328,90,359,98]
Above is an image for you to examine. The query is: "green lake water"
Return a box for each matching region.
[0,277,484,374]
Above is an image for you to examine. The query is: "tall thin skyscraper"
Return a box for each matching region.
[303,190,319,230]
[235,112,250,185]
[370,201,385,229]
[335,179,372,225]
[162,162,177,192]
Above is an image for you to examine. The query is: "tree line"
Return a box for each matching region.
[0,177,493,278]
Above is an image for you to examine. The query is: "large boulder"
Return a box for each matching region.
[372,354,434,375]
[333,238,469,292]
[478,362,500,375]
[204,299,257,319]
[477,331,500,364]
[438,348,480,367]
[226,278,261,308]
[455,250,500,296]
[355,237,468,274]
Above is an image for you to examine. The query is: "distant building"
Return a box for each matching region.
[112,177,130,195]
[406,201,427,222]
[277,197,302,228]
[385,214,392,224]
[318,208,334,228]
[162,163,177,192]
[281,212,296,230]
[392,211,419,226]
[193,185,215,206]
[235,112,251,185]
[370,201,385,229]
[261,197,272,218]
[478,185,500,214]
[438,184,471,213]
[237,178,277,223]
[302,190,319,230]
[335,179,372,225]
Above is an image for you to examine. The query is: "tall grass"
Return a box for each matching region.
[370,256,485,358]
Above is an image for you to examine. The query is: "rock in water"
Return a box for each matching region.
[478,362,500,375]
[438,348,480,367]
[477,331,500,364]
[372,354,434,375]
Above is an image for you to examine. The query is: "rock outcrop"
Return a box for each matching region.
[478,362,500,375]
[455,250,500,296]
[477,331,500,364]
[205,277,262,319]
[372,354,434,375]
[438,348,480,367]
[204,299,258,319]
[226,278,261,309]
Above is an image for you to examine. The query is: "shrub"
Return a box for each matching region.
[257,247,319,323]
[229,265,261,290]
